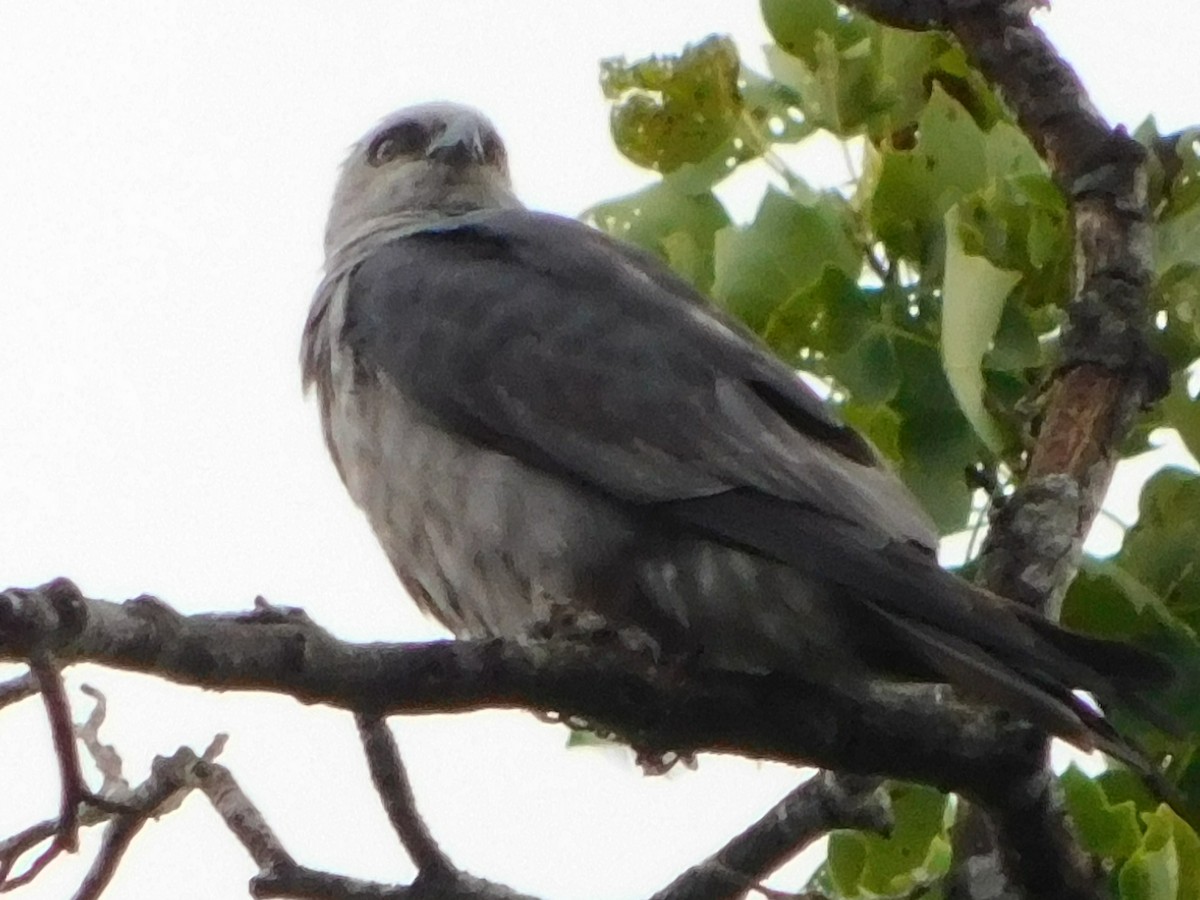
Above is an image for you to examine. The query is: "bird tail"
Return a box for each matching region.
[663,489,1179,771]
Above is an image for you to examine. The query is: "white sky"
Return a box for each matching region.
[0,2,1196,898]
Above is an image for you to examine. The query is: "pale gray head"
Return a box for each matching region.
[324,102,521,256]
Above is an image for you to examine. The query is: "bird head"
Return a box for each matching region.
[324,102,521,257]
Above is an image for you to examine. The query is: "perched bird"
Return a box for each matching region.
[302,101,1170,765]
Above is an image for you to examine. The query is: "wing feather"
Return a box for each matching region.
[343,209,937,549]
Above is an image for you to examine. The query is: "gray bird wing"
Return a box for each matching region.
[342,208,938,552]
[340,208,1177,758]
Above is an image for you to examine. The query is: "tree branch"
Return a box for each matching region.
[1,579,1054,807]
[941,5,1158,897]
[197,757,540,900]
[355,714,452,878]
[839,2,1165,897]
[650,772,891,900]
[0,739,213,894]
[0,670,37,712]
[30,655,85,853]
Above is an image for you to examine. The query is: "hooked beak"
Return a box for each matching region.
[426,120,485,168]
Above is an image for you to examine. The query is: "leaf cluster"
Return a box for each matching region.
[590,1,1200,896]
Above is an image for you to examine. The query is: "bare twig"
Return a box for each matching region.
[251,865,540,900]
[0,678,224,895]
[0,818,62,887]
[250,866,413,899]
[195,760,294,874]
[0,670,37,711]
[194,753,537,900]
[74,746,208,900]
[355,714,452,878]
[0,745,212,894]
[24,656,84,871]
[651,772,891,900]
[76,685,132,801]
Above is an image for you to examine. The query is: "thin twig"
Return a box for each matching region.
[355,714,452,877]
[651,771,891,900]
[73,748,203,900]
[195,751,537,900]
[21,655,84,877]
[0,670,37,712]
[0,683,223,895]
[196,761,295,873]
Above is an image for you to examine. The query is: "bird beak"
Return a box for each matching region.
[426,121,485,168]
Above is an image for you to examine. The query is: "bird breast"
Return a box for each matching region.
[317,278,637,640]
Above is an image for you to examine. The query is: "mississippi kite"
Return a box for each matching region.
[302,102,1169,761]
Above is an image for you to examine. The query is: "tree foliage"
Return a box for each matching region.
[592,2,1200,896]
[4,4,1199,899]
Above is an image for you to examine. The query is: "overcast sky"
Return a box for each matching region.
[1,3,1197,898]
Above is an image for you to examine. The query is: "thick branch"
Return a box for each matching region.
[841,2,1163,898]
[848,0,1160,623]
[939,7,1157,898]
[951,0,1159,617]
[1,579,1048,808]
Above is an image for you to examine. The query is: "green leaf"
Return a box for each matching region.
[829,783,949,896]
[1162,373,1200,463]
[761,0,842,69]
[899,408,977,472]
[954,176,1070,289]
[892,344,979,533]
[1119,806,1180,900]
[900,464,972,534]
[1100,768,1162,817]
[1061,471,1200,773]
[1154,806,1200,900]
[712,188,861,331]
[584,182,731,291]
[868,86,989,263]
[1061,765,1144,861]
[912,86,990,196]
[1063,562,1165,640]
[1121,468,1200,632]
[866,146,938,264]
[1157,203,1200,276]
[1158,264,1200,343]
[739,66,811,144]
[602,35,742,173]
[942,205,1021,453]
[828,830,869,896]
[661,66,814,194]
[829,325,900,404]
[926,45,1007,131]
[893,337,959,412]
[565,728,618,749]
[762,266,862,361]
[874,28,944,134]
[987,301,1042,371]
[887,333,982,533]
[981,120,1045,180]
[1026,205,1062,269]
[841,400,903,461]
[762,0,885,138]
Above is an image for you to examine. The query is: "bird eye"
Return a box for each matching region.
[481,134,506,169]
[367,121,428,166]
